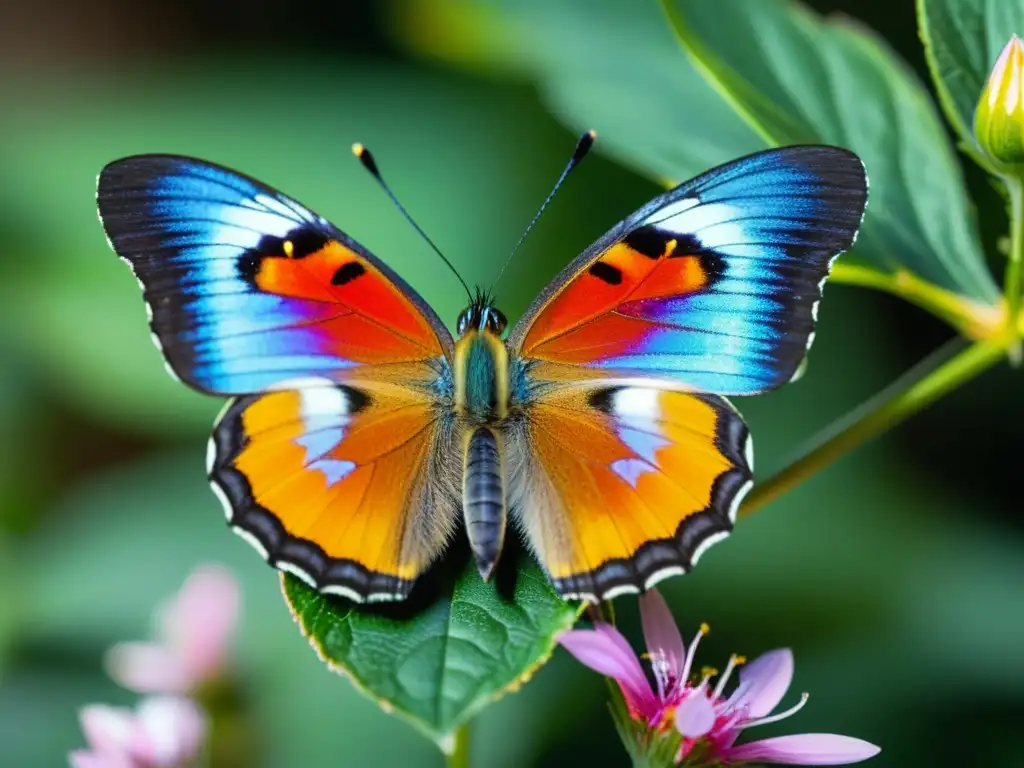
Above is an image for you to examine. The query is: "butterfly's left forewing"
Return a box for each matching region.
[508,146,867,601]
[98,155,459,601]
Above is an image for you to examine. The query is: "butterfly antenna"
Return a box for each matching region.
[352,143,472,301]
[491,130,596,293]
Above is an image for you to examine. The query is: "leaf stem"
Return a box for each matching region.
[448,723,471,768]
[829,262,1002,339]
[740,336,1010,516]
[1004,178,1024,362]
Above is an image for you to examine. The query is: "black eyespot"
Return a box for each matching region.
[588,261,623,285]
[587,387,620,414]
[237,251,262,285]
[337,385,371,414]
[623,226,668,259]
[253,227,329,260]
[288,227,331,258]
[331,261,366,286]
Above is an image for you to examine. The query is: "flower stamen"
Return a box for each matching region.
[680,622,708,682]
[742,692,810,729]
[712,654,746,700]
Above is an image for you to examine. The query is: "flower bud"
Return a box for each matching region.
[976,36,1024,170]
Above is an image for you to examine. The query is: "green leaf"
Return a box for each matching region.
[918,0,1024,166]
[661,0,999,304]
[394,0,764,183]
[282,551,580,748]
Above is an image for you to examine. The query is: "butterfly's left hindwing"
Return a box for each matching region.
[210,376,461,601]
[507,382,752,602]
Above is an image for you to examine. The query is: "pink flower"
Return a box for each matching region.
[106,564,240,694]
[559,590,880,766]
[69,696,207,768]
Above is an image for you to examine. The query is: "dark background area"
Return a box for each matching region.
[0,1,1021,766]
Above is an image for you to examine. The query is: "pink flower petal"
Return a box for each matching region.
[161,564,240,683]
[132,696,207,767]
[105,643,192,694]
[639,590,685,696]
[68,750,137,768]
[593,623,643,668]
[727,734,881,765]
[559,626,656,716]
[738,648,794,718]
[79,705,135,756]
[674,690,716,738]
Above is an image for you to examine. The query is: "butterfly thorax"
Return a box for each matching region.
[454,299,509,425]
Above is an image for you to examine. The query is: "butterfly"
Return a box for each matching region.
[96,135,867,603]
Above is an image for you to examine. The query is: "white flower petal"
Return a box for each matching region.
[133,696,207,766]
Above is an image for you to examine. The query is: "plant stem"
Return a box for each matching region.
[829,262,1002,340]
[1004,177,1024,362]
[740,336,1010,517]
[448,723,471,768]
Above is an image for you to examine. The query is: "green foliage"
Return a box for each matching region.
[918,0,1024,166]
[0,533,15,667]
[661,0,999,303]
[282,557,579,748]
[396,0,763,182]
[399,0,1003,315]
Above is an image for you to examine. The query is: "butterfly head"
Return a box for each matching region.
[456,289,507,337]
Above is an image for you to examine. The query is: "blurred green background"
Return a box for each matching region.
[0,0,1022,765]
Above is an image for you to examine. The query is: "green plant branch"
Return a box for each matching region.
[1004,178,1024,363]
[447,723,470,768]
[741,335,1011,516]
[829,261,1003,339]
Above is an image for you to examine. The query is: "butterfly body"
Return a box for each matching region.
[97,144,868,604]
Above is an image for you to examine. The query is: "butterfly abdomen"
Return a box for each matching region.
[463,426,507,581]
